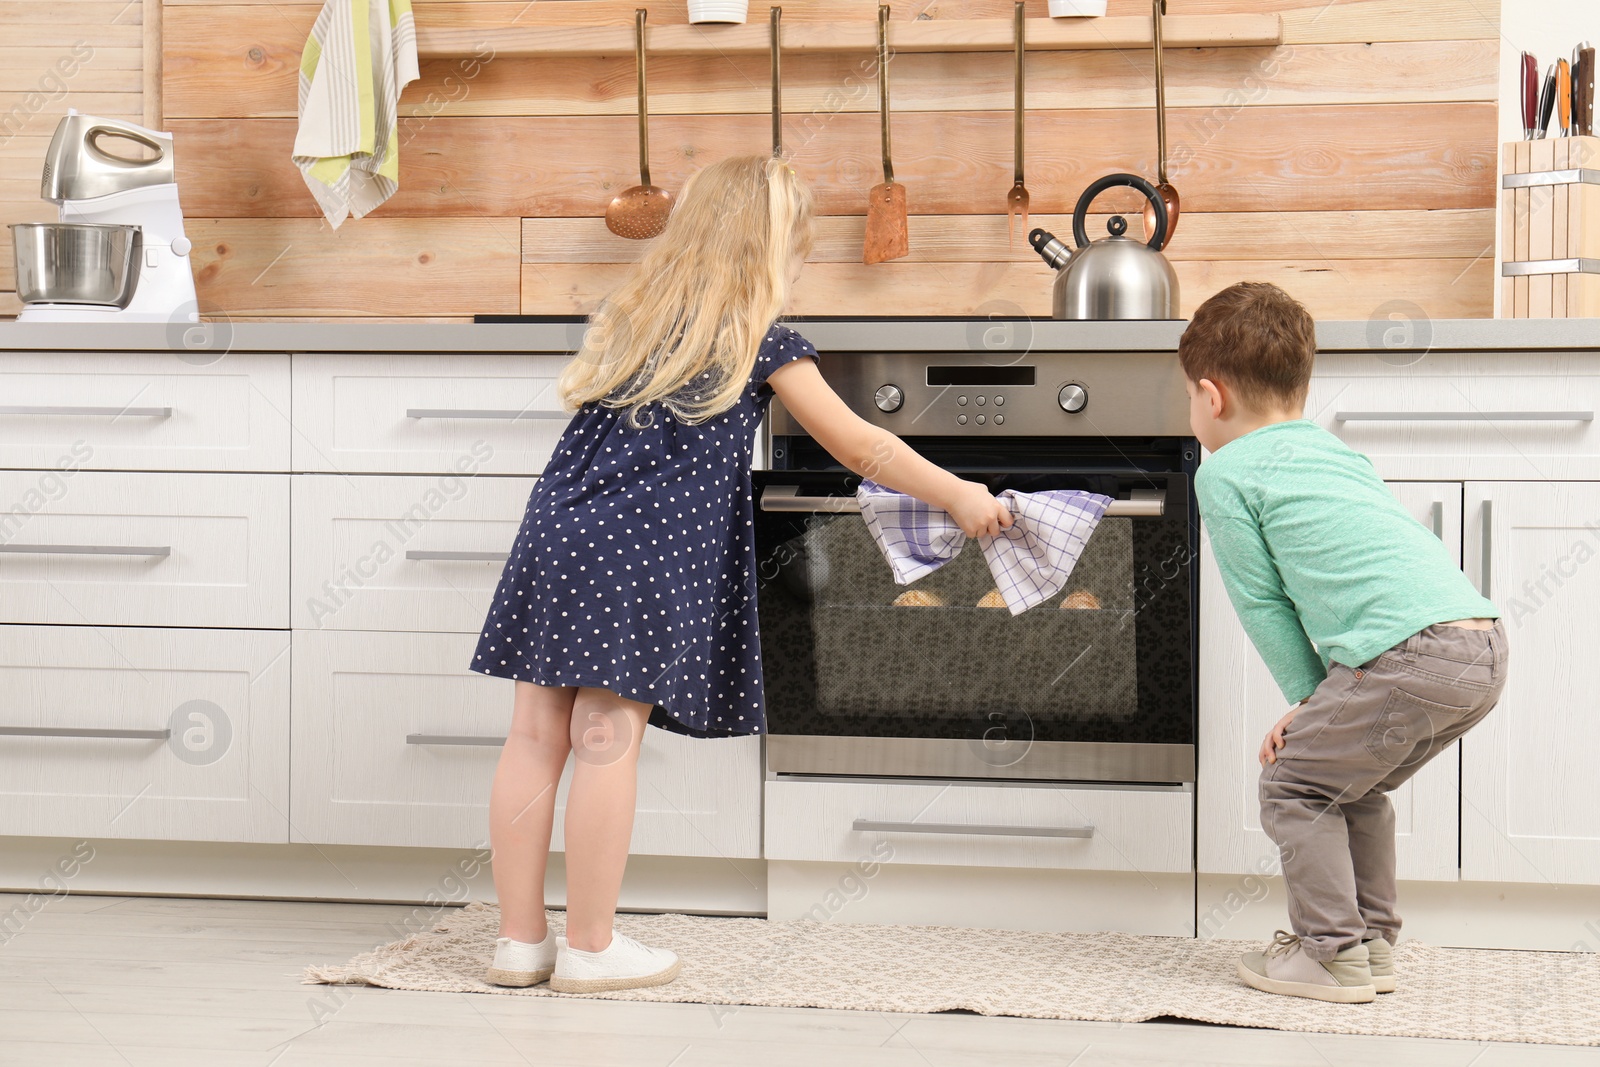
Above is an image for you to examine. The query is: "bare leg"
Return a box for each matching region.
[562,687,653,953]
[490,682,575,943]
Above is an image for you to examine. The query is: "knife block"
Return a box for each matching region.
[1501,136,1600,317]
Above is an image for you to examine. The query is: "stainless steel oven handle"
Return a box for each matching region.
[759,485,1163,518]
[851,818,1094,839]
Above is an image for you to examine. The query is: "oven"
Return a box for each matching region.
[754,349,1198,785]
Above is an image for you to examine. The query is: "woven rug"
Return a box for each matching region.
[303,902,1600,1046]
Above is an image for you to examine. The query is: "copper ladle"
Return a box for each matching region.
[1142,0,1180,249]
[606,9,672,240]
[1006,1,1029,248]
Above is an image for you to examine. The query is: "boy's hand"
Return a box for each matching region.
[1259,701,1305,766]
[945,480,1013,540]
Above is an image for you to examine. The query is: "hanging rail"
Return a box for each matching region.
[415,14,1282,60]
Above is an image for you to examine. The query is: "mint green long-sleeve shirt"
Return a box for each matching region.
[1196,419,1498,705]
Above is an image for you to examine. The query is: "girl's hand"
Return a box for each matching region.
[945,480,1013,540]
[1259,701,1305,765]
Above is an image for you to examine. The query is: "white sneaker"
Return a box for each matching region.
[485,933,555,987]
[549,931,681,993]
[1237,931,1375,1004]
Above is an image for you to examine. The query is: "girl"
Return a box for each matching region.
[470,154,1011,993]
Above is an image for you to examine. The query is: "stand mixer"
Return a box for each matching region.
[10,111,199,323]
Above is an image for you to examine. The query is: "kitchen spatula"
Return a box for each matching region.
[863,4,908,265]
[1006,2,1029,249]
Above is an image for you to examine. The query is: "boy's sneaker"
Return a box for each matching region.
[1237,931,1376,1003]
[549,932,680,993]
[1364,936,1396,993]
[485,933,556,987]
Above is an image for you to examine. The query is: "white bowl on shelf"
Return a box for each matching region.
[1048,0,1107,15]
[688,0,749,23]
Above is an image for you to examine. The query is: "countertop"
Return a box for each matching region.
[0,317,1595,354]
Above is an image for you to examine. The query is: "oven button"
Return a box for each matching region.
[1058,383,1089,413]
[976,414,986,425]
[957,413,968,425]
[994,395,1004,407]
[975,395,986,406]
[957,395,968,406]
[874,384,904,413]
[994,413,1004,426]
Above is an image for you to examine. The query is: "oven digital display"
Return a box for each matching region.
[925,366,1037,387]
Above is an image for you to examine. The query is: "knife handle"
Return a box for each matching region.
[1559,59,1572,135]
[1524,52,1539,138]
[1582,47,1596,137]
[1538,64,1558,138]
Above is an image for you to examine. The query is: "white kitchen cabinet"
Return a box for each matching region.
[290,629,762,856]
[0,352,290,472]
[0,471,290,629]
[0,624,290,843]
[1199,481,1465,881]
[765,778,1191,873]
[291,473,534,632]
[291,353,572,475]
[1307,353,1600,481]
[1462,481,1600,885]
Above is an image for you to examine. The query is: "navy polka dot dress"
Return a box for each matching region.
[470,324,819,738]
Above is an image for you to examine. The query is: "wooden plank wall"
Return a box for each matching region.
[1,0,1499,322]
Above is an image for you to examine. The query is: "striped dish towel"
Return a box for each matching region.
[856,479,1112,616]
[292,0,419,229]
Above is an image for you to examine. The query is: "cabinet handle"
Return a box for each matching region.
[760,486,1164,518]
[851,818,1094,839]
[404,550,508,562]
[1429,501,1443,540]
[0,405,172,418]
[406,733,504,746]
[1480,499,1493,599]
[1334,410,1594,422]
[405,408,567,420]
[0,726,171,740]
[0,543,171,557]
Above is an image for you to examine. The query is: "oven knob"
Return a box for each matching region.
[875,384,904,413]
[1058,383,1089,413]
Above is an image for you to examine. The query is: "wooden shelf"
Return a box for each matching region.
[416,14,1282,59]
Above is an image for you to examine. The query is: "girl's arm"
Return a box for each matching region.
[768,359,1012,539]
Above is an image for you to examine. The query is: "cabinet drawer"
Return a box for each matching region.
[1308,358,1600,479]
[291,353,572,474]
[291,473,532,632]
[0,471,289,628]
[0,624,290,842]
[291,630,762,856]
[765,778,1191,873]
[0,352,290,472]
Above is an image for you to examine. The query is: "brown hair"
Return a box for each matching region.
[1178,282,1316,410]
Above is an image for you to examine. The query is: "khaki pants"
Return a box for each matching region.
[1259,620,1508,960]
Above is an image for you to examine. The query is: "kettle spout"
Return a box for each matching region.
[1028,227,1073,271]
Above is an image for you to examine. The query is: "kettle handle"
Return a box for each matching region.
[1072,173,1167,252]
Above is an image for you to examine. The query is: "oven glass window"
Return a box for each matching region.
[755,471,1194,747]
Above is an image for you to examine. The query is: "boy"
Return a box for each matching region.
[1183,282,1506,1004]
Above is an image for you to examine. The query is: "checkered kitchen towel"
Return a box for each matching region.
[856,480,1113,616]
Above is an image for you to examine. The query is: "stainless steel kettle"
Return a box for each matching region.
[1029,173,1180,320]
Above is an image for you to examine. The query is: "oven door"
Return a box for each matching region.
[752,467,1195,784]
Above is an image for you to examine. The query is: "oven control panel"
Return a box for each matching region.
[769,351,1189,437]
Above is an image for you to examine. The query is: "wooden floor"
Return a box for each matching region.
[0,893,1593,1067]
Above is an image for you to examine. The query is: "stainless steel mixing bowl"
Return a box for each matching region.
[9,222,141,307]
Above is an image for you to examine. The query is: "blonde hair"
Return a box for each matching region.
[559,155,815,426]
